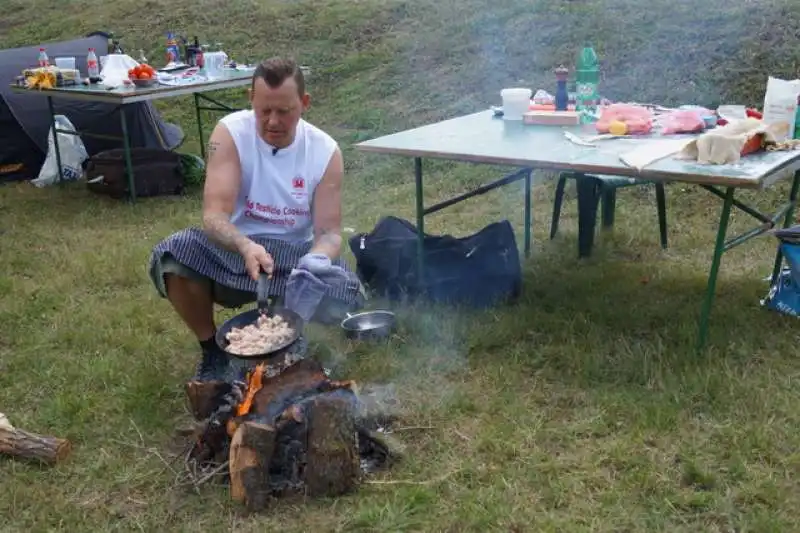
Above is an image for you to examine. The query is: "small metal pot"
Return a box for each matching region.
[340,310,396,341]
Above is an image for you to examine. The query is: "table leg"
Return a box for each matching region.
[696,186,735,351]
[194,93,205,160]
[119,108,137,202]
[524,169,532,258]
[414,157,425,283]
[47,96,65,186]
[770,169,800,284]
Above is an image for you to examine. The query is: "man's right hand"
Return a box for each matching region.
[240,241,274,281]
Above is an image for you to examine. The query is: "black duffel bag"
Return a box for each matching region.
[85,147,185,199]
[348,216,522,308]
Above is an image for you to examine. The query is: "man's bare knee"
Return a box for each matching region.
[165,273,211,301]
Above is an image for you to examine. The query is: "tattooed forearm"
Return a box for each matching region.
[202,212,252,254]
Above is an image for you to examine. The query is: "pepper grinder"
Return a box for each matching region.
[555,65,569,111]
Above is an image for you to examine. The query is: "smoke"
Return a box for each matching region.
[389,301,470,411]
[319,301,472,423]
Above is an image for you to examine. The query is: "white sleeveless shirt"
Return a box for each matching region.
[219,110,338,243]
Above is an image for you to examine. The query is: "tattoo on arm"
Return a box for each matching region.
[203,212,251,253]
[206,140,220,161]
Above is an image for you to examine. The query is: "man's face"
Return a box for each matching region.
[249,76,310,148]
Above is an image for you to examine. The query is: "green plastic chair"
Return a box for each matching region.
[549,173,668,258]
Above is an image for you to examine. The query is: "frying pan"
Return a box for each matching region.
[215,306,304,360]
[215,272,304,360]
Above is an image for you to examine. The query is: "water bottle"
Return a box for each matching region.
[87,48,100,78]
[575,44,600,122]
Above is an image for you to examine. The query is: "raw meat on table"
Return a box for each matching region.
[659,109,707,135]
[596,104,654,135]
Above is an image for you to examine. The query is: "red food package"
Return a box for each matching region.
[596,104,654,134]
[746,108,763,119]
[660,109,706,135]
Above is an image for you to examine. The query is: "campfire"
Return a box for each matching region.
[183,341,397,512]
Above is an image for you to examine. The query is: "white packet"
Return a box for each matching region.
[761,76,800,142]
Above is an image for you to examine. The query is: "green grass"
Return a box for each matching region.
[3,0,800,531]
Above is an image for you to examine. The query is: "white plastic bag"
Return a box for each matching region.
[31,115,88,187]
[762,76,800,142]
[99,54,139,88]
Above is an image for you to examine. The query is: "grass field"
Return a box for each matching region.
[2,0,800,531]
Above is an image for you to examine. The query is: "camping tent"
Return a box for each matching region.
[0,34,184,183]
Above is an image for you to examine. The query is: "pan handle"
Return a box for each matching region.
[257,272,268,311]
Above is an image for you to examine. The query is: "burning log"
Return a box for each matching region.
[228,359,362,499]
[0,413,72,465]
[229,421,276,512]
[249,358,329,418]
[185,355,399,511]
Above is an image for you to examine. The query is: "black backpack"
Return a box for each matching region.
[85,147,185,199]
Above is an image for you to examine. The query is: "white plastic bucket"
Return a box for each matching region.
[501,88,532,120]
[204,51,228,78]
[54,57,76,70]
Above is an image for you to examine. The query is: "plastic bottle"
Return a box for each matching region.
[554,65,569,111]
[165,32,180,64]
[107,33,123,55]
[87,48,99,78]
[795,95,800,140]
[575,44,600,122]
[193,37,204,68]
[37,48,49,68]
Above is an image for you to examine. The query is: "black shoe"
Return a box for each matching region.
[194,349,230,381]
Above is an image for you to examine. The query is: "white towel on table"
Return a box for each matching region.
[619,139,692,170]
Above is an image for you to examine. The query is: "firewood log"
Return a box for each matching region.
[251,358,328,415]
[229,421,275,512]
[0,413,71,466]
[184,380,230,421]
[303,394,361,497]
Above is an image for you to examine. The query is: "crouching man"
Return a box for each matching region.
[148,57,363,380]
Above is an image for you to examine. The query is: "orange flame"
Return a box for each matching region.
[226,363,267,437]
[237,363,267,417]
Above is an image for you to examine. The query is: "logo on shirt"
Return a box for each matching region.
[291,175,307,200]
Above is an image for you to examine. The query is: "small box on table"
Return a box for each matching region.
[523,110,582,126]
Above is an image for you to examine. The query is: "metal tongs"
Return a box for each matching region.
[256,270,274,317]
